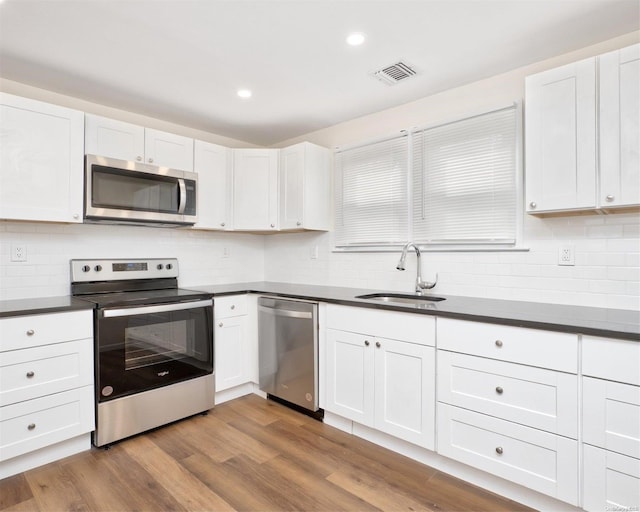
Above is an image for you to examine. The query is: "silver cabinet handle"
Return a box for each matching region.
[495,340,503,348]
[136,156,142,162]
[26,329,35,336]
[220,222,226,227]
[296,221,302,226]
[529,202,537,209]
[148,158,154,164]
[28,423,36,431]
[495,446,503,455]
[375,341,381,348]
[495,386,504,394]
[26,371,35,378]
[230,305,235,310]
[270,223,275,228]
[218,322,223,327]
[605,195,615,202]
[364,340,370,346]
[73,214,79,219]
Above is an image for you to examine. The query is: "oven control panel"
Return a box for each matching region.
[70,258,179,282]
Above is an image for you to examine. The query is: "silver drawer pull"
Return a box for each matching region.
[495,386,503,394]
[495,340,503,348]
[218,322,223,327]
[28,423,36,431]
[26,329,35,336]
[495,446,503,455]
[230,305,235,310]
[26,371,35,378]
[364,340,370,346]
[375,341,381,348]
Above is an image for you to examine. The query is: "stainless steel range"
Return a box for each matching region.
[71,258,214,447]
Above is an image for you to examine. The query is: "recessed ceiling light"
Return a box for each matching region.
[346,33,365,46]
[237,89,252,99]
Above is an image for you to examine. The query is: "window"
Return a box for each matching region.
[334,104,521,250]
[334,134,409,247]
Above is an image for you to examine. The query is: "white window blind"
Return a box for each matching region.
[412,105,518,245]
[335,135,409,247]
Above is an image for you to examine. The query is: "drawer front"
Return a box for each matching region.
[583,376,640,459]
[0,339,94,407]
[437,403,578,505]
[0,310,93,352]
[437,318,577,373]
[0,386,94,461]
[583,336,640,385]
[214,294,247,319]
[583,444,640,512]
[438,351,578,438]
[326,305,435,346]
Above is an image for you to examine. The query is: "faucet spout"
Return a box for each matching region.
[396,242,437,294]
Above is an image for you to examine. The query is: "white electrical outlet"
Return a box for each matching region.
[310,245,319,260]
[222,247,230,258]
[11,244,27,262]
[558,245,575,266]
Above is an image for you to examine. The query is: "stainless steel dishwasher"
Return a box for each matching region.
[258,296,320,413]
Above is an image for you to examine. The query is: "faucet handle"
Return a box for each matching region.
[416,273,438,291]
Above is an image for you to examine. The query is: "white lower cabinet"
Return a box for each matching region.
[437,403,579,505]
[214,294,256,395]
[324,305,435,450]
[0,310,94,478]
[583,444,640,512]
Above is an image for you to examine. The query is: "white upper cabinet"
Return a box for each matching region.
[279,142,331,231]
[525,57,597,213]
[525,43,640,215]
[193,140,232,230]
[232,149,279,231]
[85,114,194,171]
[0,93,84,223]
[599,44,640,210]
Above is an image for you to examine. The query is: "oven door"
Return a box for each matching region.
[96,299,213,402]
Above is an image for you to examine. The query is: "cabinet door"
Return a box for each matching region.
[599,43,640,209]
[194,140,232,230]
[279,144,304,230]
[325,329,374,425]
[85,114,145,162]
[525,58,597,213]
[144,128,194,171]
[232,149,278,230]
[0,93,84,223]
[374,338,435,449]
[583,444,640,512]
[215,315,248,392]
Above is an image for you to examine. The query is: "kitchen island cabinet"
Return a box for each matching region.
[0,93,84,223]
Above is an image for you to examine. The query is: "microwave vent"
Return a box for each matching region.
[371,61,417,86]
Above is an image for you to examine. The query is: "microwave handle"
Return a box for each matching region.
[178,178,187,214]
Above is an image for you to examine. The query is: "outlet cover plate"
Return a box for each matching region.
[558,246,575,266]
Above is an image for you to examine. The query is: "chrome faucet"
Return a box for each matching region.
[396,242,437,295]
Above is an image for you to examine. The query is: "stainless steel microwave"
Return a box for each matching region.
[85,154,197,226]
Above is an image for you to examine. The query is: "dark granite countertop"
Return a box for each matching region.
[187,281,640,342]
[0,296,95,318]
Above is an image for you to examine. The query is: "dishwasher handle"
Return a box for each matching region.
[258,304,313,319]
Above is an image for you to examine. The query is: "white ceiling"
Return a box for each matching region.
[1,0,638,146]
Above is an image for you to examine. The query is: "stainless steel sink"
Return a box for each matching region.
[355,293,446,305]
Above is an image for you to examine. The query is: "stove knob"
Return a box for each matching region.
[82,265,91,272]
[166,263,173,270]
[157,264,164,270]
[94,265,102,272]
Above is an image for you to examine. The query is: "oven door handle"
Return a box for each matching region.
[102,299,212,318]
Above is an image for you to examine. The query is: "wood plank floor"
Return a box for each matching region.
[0,395,534,512]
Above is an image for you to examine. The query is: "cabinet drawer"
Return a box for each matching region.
[437,318,577,373]
[0,339,94,407]
[438,351,577,438]
[583,376,640,459]
[0,310,93,352]
[583,444,640,512]
[326,305,435,346]
[437,403,578,505]
[214,294,247,318]
[583,336,640,385]
[0,386,94,461]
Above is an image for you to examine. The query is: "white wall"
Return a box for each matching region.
[0,221,265,300]
[264,32,640,311]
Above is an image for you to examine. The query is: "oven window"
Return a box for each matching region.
[92,166,179,213]
[125,318,203,370]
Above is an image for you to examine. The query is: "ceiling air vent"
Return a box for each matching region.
[371,61,417,86]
